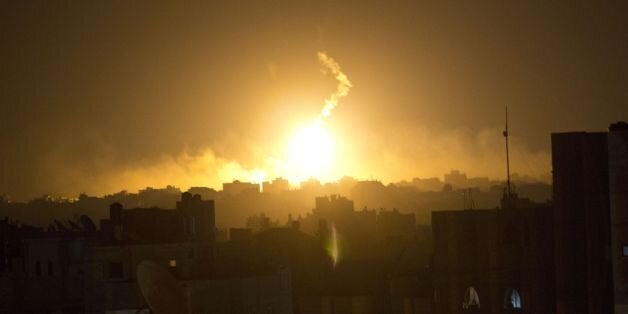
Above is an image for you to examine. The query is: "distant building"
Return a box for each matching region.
[99,192,215,244]
[222,180,259,195]
[412,177,444,191]
[262,177,291,194]
[136,185,182,208]
[444,170,494,191]
[300,195,424,261]
[229,227,252,243]
[443,170,468,188]
[187,186,217,201]
[246,213,272,234]
[312,195,355,220]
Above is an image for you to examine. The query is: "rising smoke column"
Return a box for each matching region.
[317,52,353,119]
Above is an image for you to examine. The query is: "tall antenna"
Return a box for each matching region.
[503,106,512,197]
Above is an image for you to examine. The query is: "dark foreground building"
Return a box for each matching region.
[432,197,555,314]
[551,131,613,314]
[552,122,628,314]
[99,191,216,245]
[432,121,628,314]
[609,123,628,313]
[0,217,95,313]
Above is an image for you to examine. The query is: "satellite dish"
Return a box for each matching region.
[136,260,188,314]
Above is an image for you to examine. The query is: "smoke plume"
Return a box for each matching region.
[317,52,353,118]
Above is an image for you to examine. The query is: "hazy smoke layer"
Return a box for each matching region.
[349,126,552,184]
[37,125,550,200]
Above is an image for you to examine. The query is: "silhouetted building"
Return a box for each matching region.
[99,192,215,244]
[552,131,613,314]
[0,218,94,312]
[263,177,291,194]
[86,193,217,312]
[84,241,214,312]
[136,185,182,208]
[223,180,259,195]
[187,186,218,201]
[431,199,555,313]
[246,213,273,234]
[412,177,445,192]
[444,170,494,191]
[608,122,628,313]
[378,209,416,240]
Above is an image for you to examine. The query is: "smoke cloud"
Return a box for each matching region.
[34,125,550,200]
[317,52,353,118]
[345,125,552,184]
[3,50,551,200]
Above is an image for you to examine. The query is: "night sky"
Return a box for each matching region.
[1,1,626,200]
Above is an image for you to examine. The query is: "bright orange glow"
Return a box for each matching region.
[285,121,335,184]
[249,169,267,184]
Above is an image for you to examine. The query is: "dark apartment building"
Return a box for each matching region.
[431,199,555,314]
[86,193,295,313]
[609,122,628,313]
[551,122,628,314]
[0,217,95,313]
[551,131,613,314]
[99,191,215,244]
[296,195,433,313]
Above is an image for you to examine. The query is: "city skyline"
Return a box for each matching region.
[1,2,627,312]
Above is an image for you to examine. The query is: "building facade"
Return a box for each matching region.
[551,132,614,314]
[432,203,555,314]
[608,122,628,313]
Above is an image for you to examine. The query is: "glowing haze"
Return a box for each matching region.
[3,2,625,200]
[281,52,353,184]
[19,51,554,197]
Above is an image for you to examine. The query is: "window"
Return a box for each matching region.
[462,286,480,309]
[169,259,177,267]
[622,246,628,257]
[47,260,53,276]
[503,288,522,310]
[108,262,123,279]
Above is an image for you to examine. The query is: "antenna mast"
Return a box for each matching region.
[503,106,512,197]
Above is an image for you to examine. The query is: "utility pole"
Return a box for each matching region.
[503,106,512,197]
